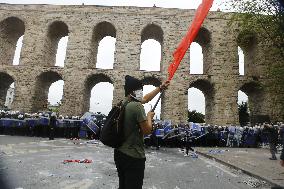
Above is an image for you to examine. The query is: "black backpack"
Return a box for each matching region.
[100,100,128,148]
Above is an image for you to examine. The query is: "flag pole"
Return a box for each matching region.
[151,89,164,112]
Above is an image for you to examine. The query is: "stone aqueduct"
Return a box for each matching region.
[0,4,283,125]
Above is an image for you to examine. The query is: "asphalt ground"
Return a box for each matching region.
[195,147,284,188]
[0,135,276,189]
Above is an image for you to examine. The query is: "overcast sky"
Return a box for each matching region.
[8,0,247,118]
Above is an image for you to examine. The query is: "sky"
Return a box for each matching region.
[6,0,248,118]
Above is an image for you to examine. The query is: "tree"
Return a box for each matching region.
[226,0,284,120]
[188,110,205,123]
[227,0,284,56]
[238,102,250,126]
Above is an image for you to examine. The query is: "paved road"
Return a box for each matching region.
[196,147,284,187]
[0,135,272,189]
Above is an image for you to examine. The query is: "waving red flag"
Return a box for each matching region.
[168,0,214,80]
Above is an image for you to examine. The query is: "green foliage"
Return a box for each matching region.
[48,106,59,113]
[237,29,257,49]
[268,63,284,117]
[48,102,61,113]
[187,110,205,123]
[228,0,284,55]
[238,102,250,126]
[226,0,284,118]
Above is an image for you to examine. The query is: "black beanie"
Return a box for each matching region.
[124,75,143,96]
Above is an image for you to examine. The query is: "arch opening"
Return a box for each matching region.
[239,82,267,124]
[12,35,24,66]
[142,77,162,120]
[0,73,15,109]
[188,88,205,115]
[188,79,214,123]
[190,27,211,75]
[190,42,203,74]
[45,21,69,67]
[140,39,161,71]
[143,85,161,120]
[91,22,116,68]
[0,17,25,65]
[96,36,116,69]
[33,71,63,112]
[55,36,69,67]
[238,90,249,126]
[48,80,64,109]
[238,90,248,105]
[238,46,245,75]
[84,74,113,114]
[89,82,114,115]
[237,31,257,76]
[140,24,163,71]
[4,83,15,109]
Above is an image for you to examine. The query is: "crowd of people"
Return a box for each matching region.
[1,109,283,152]
[0,109,83,139]
[146,122,284,150]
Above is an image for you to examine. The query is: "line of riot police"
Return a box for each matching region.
[1,110,283,150]
[0,110,105,140]
[144,121,284,150]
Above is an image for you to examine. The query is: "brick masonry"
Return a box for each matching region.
[0,4,283,124]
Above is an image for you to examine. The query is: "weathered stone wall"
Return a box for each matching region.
[0,4,283,124]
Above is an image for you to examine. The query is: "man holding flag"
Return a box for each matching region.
[114,1,214,188]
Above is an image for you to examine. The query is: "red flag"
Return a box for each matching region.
[168,0,214,80]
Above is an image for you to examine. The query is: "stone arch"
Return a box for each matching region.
[83,73,113,113]
[32,71,63,112]
[91,22,116,68]
[194,27,211,47]
[0,72,15,108]
[192,27,212,75]
[188,79,214,123]
[237,30,257,76]
[44,21,69,66]
[141,76,162,87]
[141,24,163,44]
[239,81,266,124]
[0,17,25,65]
[140,24,163,71]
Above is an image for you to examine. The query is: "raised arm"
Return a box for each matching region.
[141,80,170,104]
